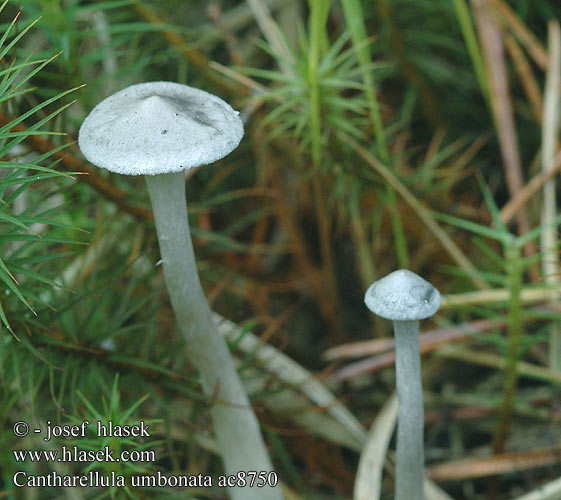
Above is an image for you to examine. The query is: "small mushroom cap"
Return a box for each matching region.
[364,269,440,321]
[78,81,244,175]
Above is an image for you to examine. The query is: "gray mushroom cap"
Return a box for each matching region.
[78,81,244,176]
[364,269,441,321]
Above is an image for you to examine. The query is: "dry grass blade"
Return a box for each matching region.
[541,20,561,288]
[336,130,488,290]
[212,312,368,449]
[427,446,561,481]
[331,352,396,382]
[424,480,455,500]
[488,0,548,70]
[353,393,397,500]
[472,0,536,273]
[327,319,497,360]
[513,477,561,500]
[325,337,395,361]
[210,61,267,96]
[440,287,561,308]
[436,346,561,385]
[503,32,542,123]
[351,396,453,500]
[246,0,294,71]
[541,20,561,371]
[499,149,561,224]
[329,320,501,382]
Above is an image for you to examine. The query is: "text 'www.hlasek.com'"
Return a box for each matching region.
[12,420,278,489]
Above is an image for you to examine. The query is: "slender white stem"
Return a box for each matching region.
[145,172,281,500]
[393,320,424,500]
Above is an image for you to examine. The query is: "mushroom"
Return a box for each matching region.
[364,269,440,500]
[78,82,281,500]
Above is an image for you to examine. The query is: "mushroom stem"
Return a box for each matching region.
[393,319,424,500]
[145,172,281,500]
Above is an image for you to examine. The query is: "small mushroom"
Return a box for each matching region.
[79,82,281,500]
[364,269,440,500]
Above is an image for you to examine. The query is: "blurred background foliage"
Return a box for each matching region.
[2,0,561,499]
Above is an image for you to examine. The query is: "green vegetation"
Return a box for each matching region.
[2,0,561,499]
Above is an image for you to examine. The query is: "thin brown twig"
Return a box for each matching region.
[427,446,561,481]
[132,3,241,96]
